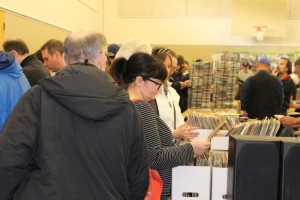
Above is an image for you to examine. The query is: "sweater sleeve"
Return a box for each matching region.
[134,101,194,171]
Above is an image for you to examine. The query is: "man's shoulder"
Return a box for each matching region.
[22,54,42,65]
[253,70,275,79]
[22,55,49,73]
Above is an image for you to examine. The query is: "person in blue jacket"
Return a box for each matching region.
[0,51,30,131]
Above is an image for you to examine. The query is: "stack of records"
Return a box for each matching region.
[186,150,228,167]
[188,112,240,130]
[210,150,228,168]
[213,61,239,109]
[187,112,280,137]
[188,61,214,109]
[227,117,280,137]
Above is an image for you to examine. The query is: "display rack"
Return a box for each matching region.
[188,61,214,109]
[188,60,239,110]
[213,61,240,109]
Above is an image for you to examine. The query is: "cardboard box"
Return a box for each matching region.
[172,166,211,200]
[211,136,229,151]
[172,136,229,200]
[211,167,228,200]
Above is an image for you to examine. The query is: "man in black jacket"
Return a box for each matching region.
[3,39,50,86]
[0,29,149,200]
[241,57,284,119]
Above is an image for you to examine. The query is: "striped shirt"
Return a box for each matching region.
[133,100,194,196]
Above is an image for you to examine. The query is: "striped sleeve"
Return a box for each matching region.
[133,100,194,170]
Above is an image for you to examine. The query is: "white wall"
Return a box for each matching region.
[4,12,70,52]
[104,0,300,46]
[1,0,300,47]
[0,0,104,32]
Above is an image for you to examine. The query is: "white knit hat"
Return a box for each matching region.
[115,38,152,60]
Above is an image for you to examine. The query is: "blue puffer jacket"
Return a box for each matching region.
[0,51,30,131]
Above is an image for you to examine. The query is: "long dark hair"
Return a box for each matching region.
[109,52,167,89]
[281,57,292,74]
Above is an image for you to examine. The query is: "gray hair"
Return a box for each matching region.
[64,29,107,65]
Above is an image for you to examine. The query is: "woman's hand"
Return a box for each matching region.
[191,140,211,156]
[173,123,199,140]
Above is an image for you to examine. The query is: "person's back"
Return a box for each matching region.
[246,70,283,119]
[3,39,50,86]
[0,29,149,200]
[242,57,283,119]
[0,51,30,131]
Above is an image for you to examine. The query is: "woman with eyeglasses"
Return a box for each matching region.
[109,52,210,199]
[151,47,199,141]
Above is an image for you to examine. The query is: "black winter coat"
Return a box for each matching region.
[0,63,149,200]
[20,54,50,86]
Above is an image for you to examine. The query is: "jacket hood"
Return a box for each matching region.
[0,51,14,69]
[0,51,23,78]
[39,63,130,122]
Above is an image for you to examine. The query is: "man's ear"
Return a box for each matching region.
[97,52,106,71]
[54,50,62,58]
[10,50,18,56]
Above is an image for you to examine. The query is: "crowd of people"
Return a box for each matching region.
[237,56,300,136]
[0,29,209,200]
[1,28,300,199]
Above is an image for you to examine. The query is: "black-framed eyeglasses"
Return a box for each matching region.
[152,48,170,55]
[145,78,162,90]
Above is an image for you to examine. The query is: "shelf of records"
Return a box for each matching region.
[188,61,240,110]
[211,52,300,71]
[213,61,240,109]
[188,61,214,109]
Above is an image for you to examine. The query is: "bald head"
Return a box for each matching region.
[64,29,107,69]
